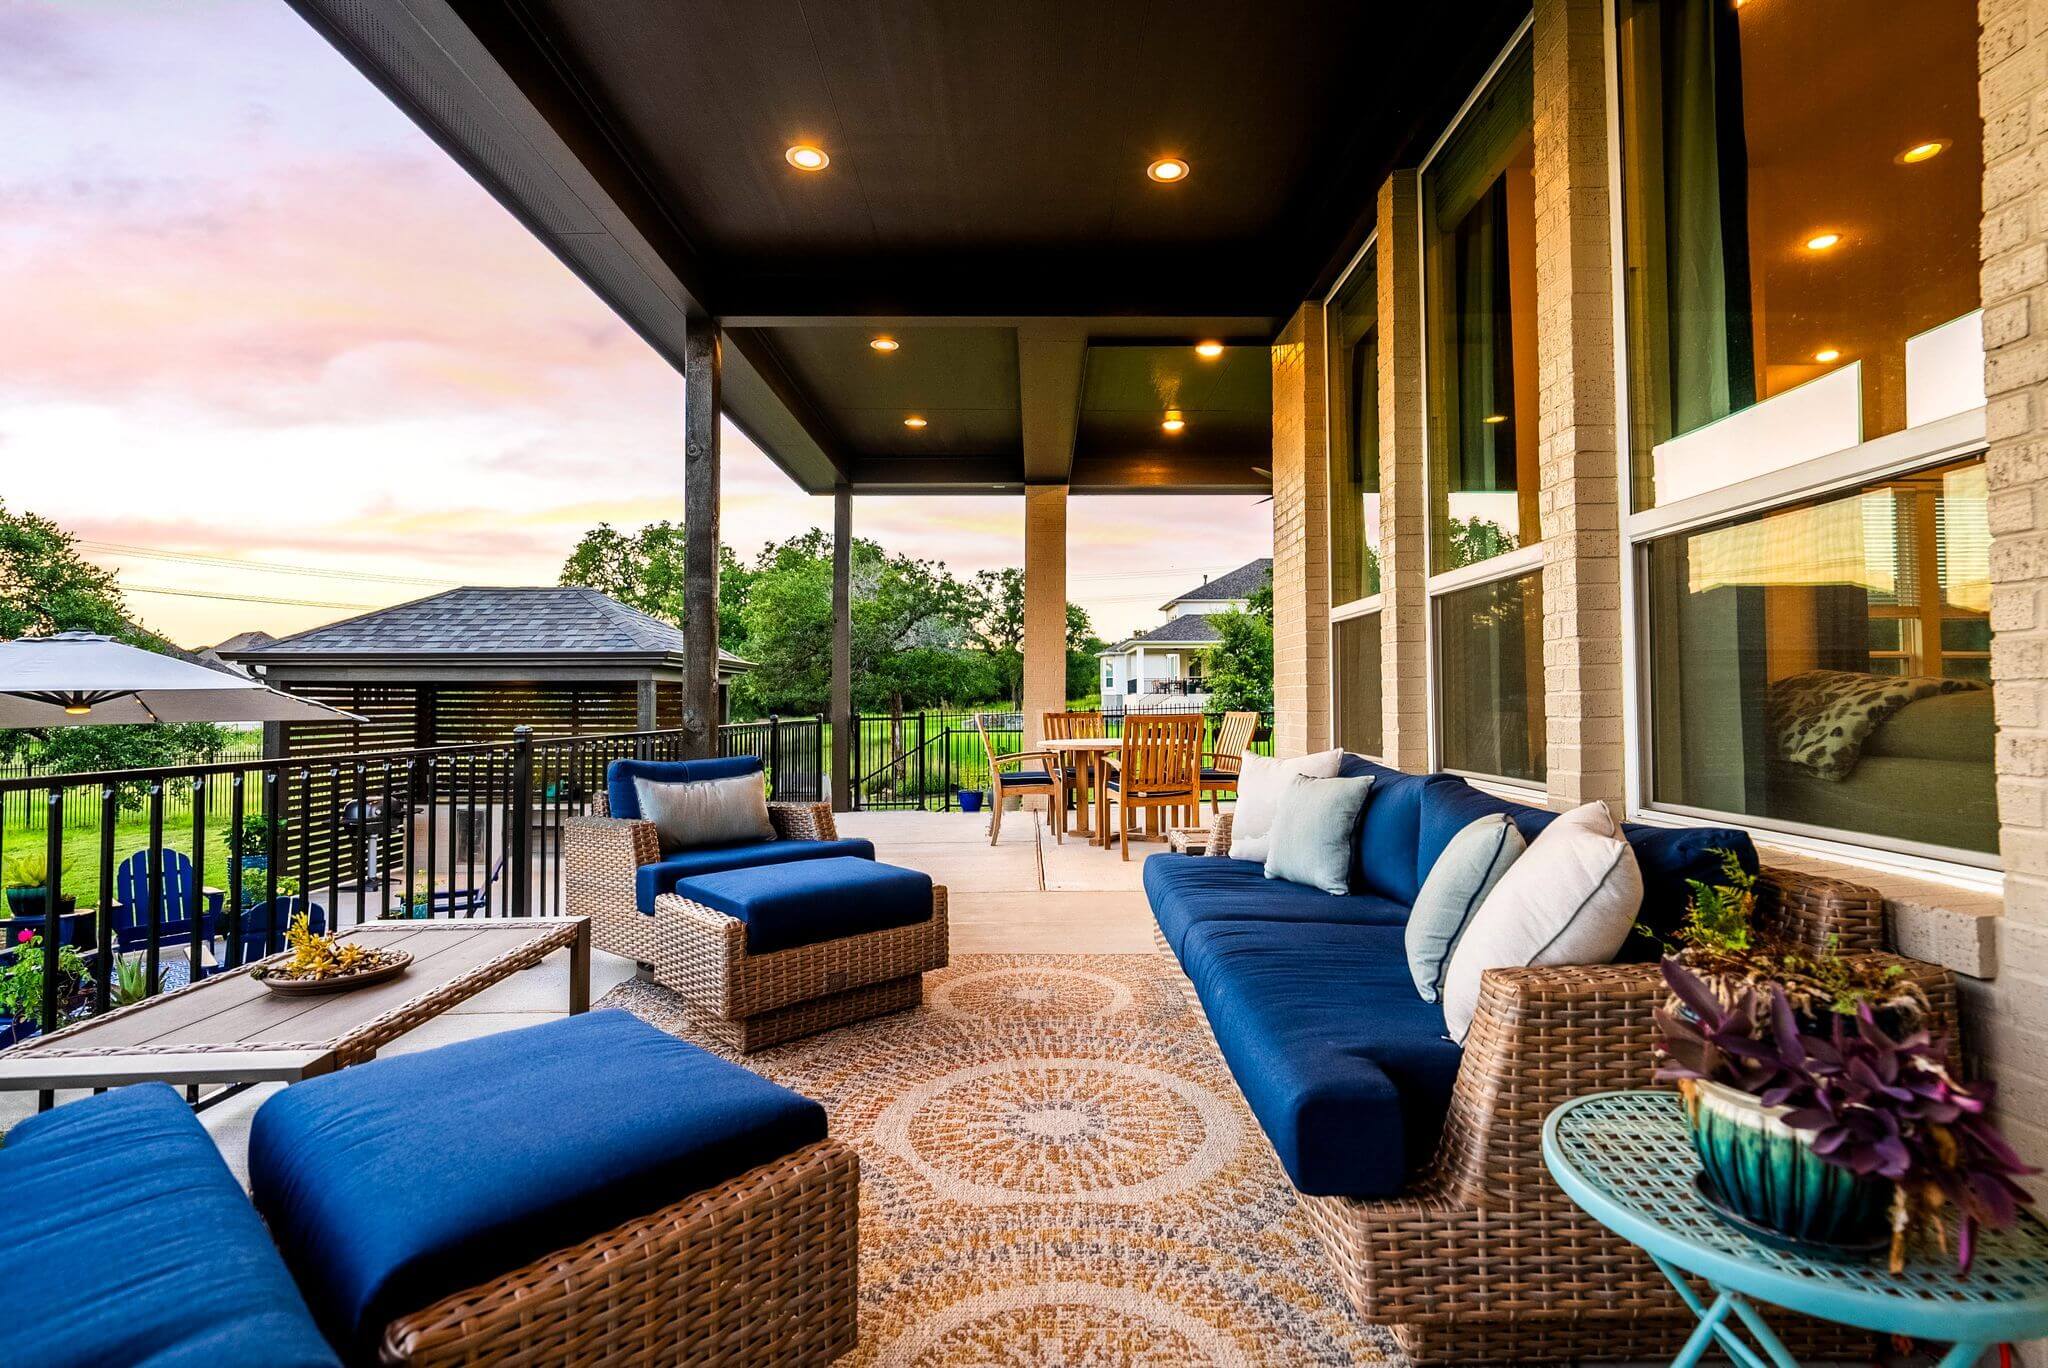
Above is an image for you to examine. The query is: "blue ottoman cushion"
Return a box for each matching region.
[634,836,876,914]
[1,1084,338,1368]
[674,855,934,955]
[249,1010,826,1361]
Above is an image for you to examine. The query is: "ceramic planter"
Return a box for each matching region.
[957,790,985,813]
[4,889,76,921]
[1684,1079,1892,1252]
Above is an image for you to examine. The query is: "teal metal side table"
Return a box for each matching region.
[1543,1090,2048,1368]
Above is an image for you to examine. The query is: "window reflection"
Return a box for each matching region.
[1437,571,1545,782]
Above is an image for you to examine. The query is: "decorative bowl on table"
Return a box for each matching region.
[250,913,412,995]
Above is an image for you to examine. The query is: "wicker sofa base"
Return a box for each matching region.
[379,1138,859,1366]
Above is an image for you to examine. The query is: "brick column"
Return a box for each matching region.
[1022,483,1069,750]
[1980,0,2048,1208]
[1532,0,1625,809]
[1377,171,1431,772]
[1271,302,1332,757]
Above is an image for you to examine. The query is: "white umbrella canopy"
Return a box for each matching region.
[0,632,363,728]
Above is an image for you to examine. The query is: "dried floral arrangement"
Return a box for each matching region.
[256,913,406,983]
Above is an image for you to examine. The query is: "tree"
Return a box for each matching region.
[558,521,751,653]
[963,567,1101,704]
[1204,574,1274,714]
[0,501,231,771]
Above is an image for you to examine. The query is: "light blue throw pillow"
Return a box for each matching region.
[1405,813,1525,1002]
[1262,775,1375,895]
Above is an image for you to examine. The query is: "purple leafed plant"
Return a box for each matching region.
[1657,957,2036,1272]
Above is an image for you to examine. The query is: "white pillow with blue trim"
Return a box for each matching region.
[1261,774,1375,894]
[1404,813,1525,1002]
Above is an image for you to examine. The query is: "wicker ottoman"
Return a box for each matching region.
[655,856,949,1052]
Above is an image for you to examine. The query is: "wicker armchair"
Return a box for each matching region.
[564,794,842,964]
[1175,812,1955,1364]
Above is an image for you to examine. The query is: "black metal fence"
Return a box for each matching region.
[0,721,825,1060]
[0,740,266,832]
[847,707,1274,811]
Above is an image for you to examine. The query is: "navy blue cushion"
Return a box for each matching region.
[1143,852,1410,960]
[1200,767,1239,783]
[675,855,934,954]
[250,1010,826,1362]
[997,767,1053,785]
[634,837,875,915]
[1416,779,1560,881]
[1180,920,1463,1197]
[1,1084,338,1368]
[1342,761,1451,904]
[607,755,762,821]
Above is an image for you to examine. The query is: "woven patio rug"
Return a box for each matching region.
[601,953,1395,1366]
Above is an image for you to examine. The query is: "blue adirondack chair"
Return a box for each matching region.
[110,850,223,957]
[231,897,326,965]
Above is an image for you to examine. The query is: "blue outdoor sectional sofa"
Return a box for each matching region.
[1143,755,1951,1364]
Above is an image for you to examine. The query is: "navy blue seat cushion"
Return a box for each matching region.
[1340,758,1451,904]
[675,855,934,955]
[1200,767,1240,783]
[250,1010,826,1362]
[1180,920,1463,1197]
[607,755,762,821]
[1,1084,338,1368]
[997,767,1053,785]
[1416,779,1759,955]
[634,836,874,915]
[1143,852,1410,959]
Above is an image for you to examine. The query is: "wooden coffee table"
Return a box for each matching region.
[0,918,589,1093]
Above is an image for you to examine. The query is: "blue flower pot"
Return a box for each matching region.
[958,791,984,813]
[1685,1080,1892,1253]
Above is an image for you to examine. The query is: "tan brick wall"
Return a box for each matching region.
[1532,0,1625,810]
[1022,483,1068,750]
[1377,171,1431,771]
[1979,0,2048,1220]
[1271,303,1331,758]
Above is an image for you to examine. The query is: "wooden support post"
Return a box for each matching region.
[681,324,722,759]
[634,677,658,733]
[831,487,854,812]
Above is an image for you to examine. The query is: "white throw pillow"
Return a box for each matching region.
[634,772,775,854]
[1263,774,1375,894]
[1438,801,1643,1044]
[1227,749,1343,863]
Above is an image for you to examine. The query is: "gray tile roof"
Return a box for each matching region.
[1159,557,1272,610]
[229,587,747,667]
[1113,613,1225,650]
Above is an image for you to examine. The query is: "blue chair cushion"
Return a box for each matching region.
[1143,852,1410,960]
[1416,779,1759,956]
[635,837,874,915]
[607,756,763,821]
[1200,767,1240,783]
[1179,919,1463,1197]
[249,1010,826,1362]
[996,767,1053,785]
[0,1084,338,1368]
[675,855,934,955]
[1341,759,1451,904]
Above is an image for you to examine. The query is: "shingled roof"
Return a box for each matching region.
[1103,613,1225,653]
[1158,558,1273,611]
[225,588,748,669]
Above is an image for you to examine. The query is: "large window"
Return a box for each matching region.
[1425,39,1538,573]
[1618,0,1983,509]
[1334,612,1383,757]
[1328,247,1380,603]
[1645,457,1993,857]
[1437,571,1545,782]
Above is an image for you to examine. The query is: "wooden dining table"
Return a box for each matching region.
[1040,735,1121,844]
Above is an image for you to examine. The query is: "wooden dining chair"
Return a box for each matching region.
[1043,711,1105,832]
[1200,710,1262,815]
[1099,713,1203,861]
[973,712,1063,846]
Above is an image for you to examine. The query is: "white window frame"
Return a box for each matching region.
[1600,0,1998,877]
[1418,16,1543,787]
[1321,225,1388,760]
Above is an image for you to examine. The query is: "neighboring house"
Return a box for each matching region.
[1098,558,1271,711]
[195,630,275,677]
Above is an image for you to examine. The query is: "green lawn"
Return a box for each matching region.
[1,809,238,910]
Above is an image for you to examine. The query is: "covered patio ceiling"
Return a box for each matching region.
[289,0,1526,494]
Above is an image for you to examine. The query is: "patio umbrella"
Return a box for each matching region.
[0,632,362,727]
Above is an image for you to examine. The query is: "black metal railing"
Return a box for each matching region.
[0,720,827,1056]
[847,707,1273,812]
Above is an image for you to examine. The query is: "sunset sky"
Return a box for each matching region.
[0,1,1270,651]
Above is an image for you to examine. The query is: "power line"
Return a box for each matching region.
[82,541,461,588]
[123,585,384,611]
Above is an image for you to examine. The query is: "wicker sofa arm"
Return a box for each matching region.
[1755,864,1886,954]
[563,814,660,869]
[769,801,840,843]
[1207,812,1234,857]
[563,815,662,961]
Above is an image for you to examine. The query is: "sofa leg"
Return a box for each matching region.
[634,962,657,982]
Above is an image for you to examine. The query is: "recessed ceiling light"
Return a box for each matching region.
[1147,157,1189,184]
[1814,347,1842,363]
[1483,413,1507,425]
[1804,232,1842,252]
[1161,410,1187,434]
[869,336,899,353]
[785,144,829,171]
[902,415,927,429]
[1194,340,1225,359]
[1898,140,1949,165]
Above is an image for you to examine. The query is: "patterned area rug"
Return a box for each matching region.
[600,954,1394,1366]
